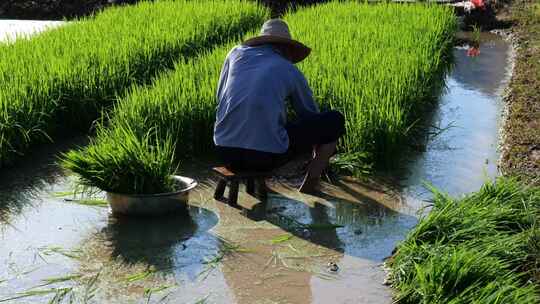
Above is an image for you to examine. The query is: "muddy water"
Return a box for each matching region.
[0,26,512,304]
[403,32,512,209]
[0,20,63,42]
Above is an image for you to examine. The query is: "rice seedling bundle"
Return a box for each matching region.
[289,2,457,166]
[389,178,540,303]
[0,0,268,167]
[63,2,457,194]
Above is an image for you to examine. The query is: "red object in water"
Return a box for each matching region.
[471,0,486,10]
[467,47,481,57]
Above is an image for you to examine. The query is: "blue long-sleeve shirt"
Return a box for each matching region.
[213,44,319,154]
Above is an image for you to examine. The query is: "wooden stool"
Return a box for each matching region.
[213,167,269,207]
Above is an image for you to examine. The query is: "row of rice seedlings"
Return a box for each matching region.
[388,177,540,303]
[288,2,457,168]
[62,3,457,194]
[62,45,232,194]
[0,0,268,167]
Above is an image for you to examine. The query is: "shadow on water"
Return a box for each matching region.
[242,178,417,262]
[0,136,88,226]
[97,206,220,279]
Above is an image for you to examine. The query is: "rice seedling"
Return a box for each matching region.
[270,234,293,244]
[35,274,82,288]
[144,285,174,295]
[123,270,155,283]
[0,0,268,167]
[0,287,73,303]
[39,245,82,260]
[194,295,211,304]
[388,177,540,303]
[143,285,175,304]
[329,152,373,176]
[51,191,78,198]
[199,238,250,280]
[63,198,108,207]
[62,127,179,194]
[0,271,100,303]
[63,2,456,193]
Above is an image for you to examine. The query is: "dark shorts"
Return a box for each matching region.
[216,110,345,171]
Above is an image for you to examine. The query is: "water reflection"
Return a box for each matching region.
[0,137,87,226]
[453,32,511,97]
[95,206,220,280]
[103,213,198,268]
[403,33,511,204]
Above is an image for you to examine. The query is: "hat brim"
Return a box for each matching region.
[243,35,311,64]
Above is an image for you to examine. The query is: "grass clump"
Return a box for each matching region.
[0,0,268,168]
[62,127,177,195]
[388,177,540,303]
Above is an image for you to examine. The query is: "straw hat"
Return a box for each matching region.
[243,19,311,63]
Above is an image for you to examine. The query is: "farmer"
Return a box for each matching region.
[213,19,345,193]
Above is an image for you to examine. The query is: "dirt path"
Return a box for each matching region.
[500,0,540,184]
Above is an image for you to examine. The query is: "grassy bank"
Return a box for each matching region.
[388,177,540,303]
[500,0,540,185]
[0,0,267,167]
[63,2,456,194]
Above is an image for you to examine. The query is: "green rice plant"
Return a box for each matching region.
[409,178,539,245]
[61,45,233,194]
[63,2,456,194]
[62,126,178,194]
[289,2,457,168]
[389,178,540,303]
[0,0,268,167]
[60,45,232,194]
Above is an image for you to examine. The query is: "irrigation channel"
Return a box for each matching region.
[0,22,513,303]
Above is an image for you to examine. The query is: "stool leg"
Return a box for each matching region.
[214,179,227,201]
[256,178,267,200]
[228,181,239,207]
[246,178,255,195]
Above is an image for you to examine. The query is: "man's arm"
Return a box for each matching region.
[216,50,232,101]
[289,66,319,118]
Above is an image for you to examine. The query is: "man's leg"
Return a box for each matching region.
[286,110,345,193]
[299,141,337,193]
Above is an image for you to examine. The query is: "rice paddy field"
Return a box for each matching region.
[63,3,457,195]
[291,3,456,166]
[0,0,268,167]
